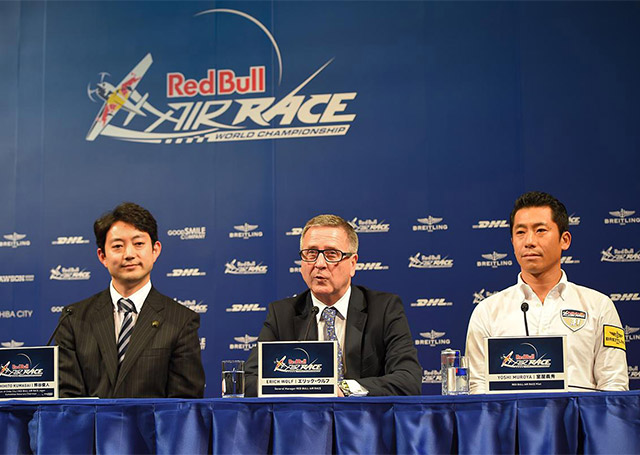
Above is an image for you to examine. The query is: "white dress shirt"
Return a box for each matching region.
[310,287,368,395]
[466,271,629,393]
[311,287,351,351]
[109,280,152,340]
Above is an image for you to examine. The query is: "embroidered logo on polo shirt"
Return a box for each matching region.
[561,309,587,332]
[603,325,626,351]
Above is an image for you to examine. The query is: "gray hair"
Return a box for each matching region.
[300,214,358,253]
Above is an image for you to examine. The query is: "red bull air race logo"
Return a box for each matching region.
[85,9,356,144]
[0,354,44,378]
[500,343,551,369]
[273,348,322,374]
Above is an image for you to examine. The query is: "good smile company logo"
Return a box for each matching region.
[85,9,356,144]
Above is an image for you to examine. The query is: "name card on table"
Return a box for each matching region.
[485,336,567,393]
[0,346,58,400]
[258,341,337,397]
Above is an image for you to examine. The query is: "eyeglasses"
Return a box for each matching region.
[299,249,354,263]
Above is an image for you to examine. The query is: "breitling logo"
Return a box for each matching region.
[289,260,302,274]
[229,334,259,351]
[229,223,264,239]
[415,330,451,347]
[604,209,640,226]
[477,251,513,269]
[1,340,24,348]
[0,233,31,249]
[412,216,448,232]
[625,325,640,343]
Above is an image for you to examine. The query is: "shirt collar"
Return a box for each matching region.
[109,280,152,314]
[311,286,352,322]
[517,270,568,301]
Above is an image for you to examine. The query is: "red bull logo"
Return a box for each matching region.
[168,67,265,97]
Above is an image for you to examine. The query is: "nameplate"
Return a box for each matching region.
[258,341,337,397]
[485,336,567,393]
[0,346,58,400]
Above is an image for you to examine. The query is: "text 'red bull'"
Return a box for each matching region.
[167,66,265,97]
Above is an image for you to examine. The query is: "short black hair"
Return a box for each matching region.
[509,191,569,235]
[94,202,158,251]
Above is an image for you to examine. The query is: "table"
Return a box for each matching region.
[1,392,639,454]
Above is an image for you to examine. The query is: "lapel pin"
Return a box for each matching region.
[152,320,160,328]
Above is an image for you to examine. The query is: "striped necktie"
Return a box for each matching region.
[322,307,344,381]
[117,298,137,365]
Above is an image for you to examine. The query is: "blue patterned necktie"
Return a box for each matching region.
[117,298,137,365]
[322,307,344,381]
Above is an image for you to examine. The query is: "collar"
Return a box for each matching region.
[109,280,152,313]
[517,270,568,301]
[311,286,352,322]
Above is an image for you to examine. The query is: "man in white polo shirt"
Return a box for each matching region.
[466,191,628,393]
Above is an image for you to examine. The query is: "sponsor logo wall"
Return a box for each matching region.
[2,2,639,396]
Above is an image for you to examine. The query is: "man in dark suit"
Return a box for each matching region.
[245,214,421,397]
[55,202,205,398]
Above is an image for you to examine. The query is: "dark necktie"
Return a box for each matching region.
[322,307,344,381]
[117,298,137,365]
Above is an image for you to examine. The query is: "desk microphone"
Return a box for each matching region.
[568,384,602,392]
[520,302,530,336]
[302,306,319,341]
[46,307,74,346]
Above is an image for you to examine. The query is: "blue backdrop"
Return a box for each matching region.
[1,1,639,396]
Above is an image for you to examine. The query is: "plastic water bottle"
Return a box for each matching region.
[440,349,460,395]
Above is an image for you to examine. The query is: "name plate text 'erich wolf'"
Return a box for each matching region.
[258,341,337,397]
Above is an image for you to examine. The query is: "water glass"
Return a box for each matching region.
[222,360,245,398]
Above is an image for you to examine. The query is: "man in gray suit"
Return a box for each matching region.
[245,214,421,397]
[55,202,205,398]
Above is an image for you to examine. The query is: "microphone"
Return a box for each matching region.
[520,302,530,336]
[302,306,319,341]
[47,307,74,346]
[568,384,602,392]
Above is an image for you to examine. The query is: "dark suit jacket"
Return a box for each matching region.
[56,287,205,398]
[245,285,422,396]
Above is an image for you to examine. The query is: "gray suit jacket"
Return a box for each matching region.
[56,287,205,398]
[245,285,422,396]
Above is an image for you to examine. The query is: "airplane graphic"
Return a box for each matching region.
[86,53,153,141]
